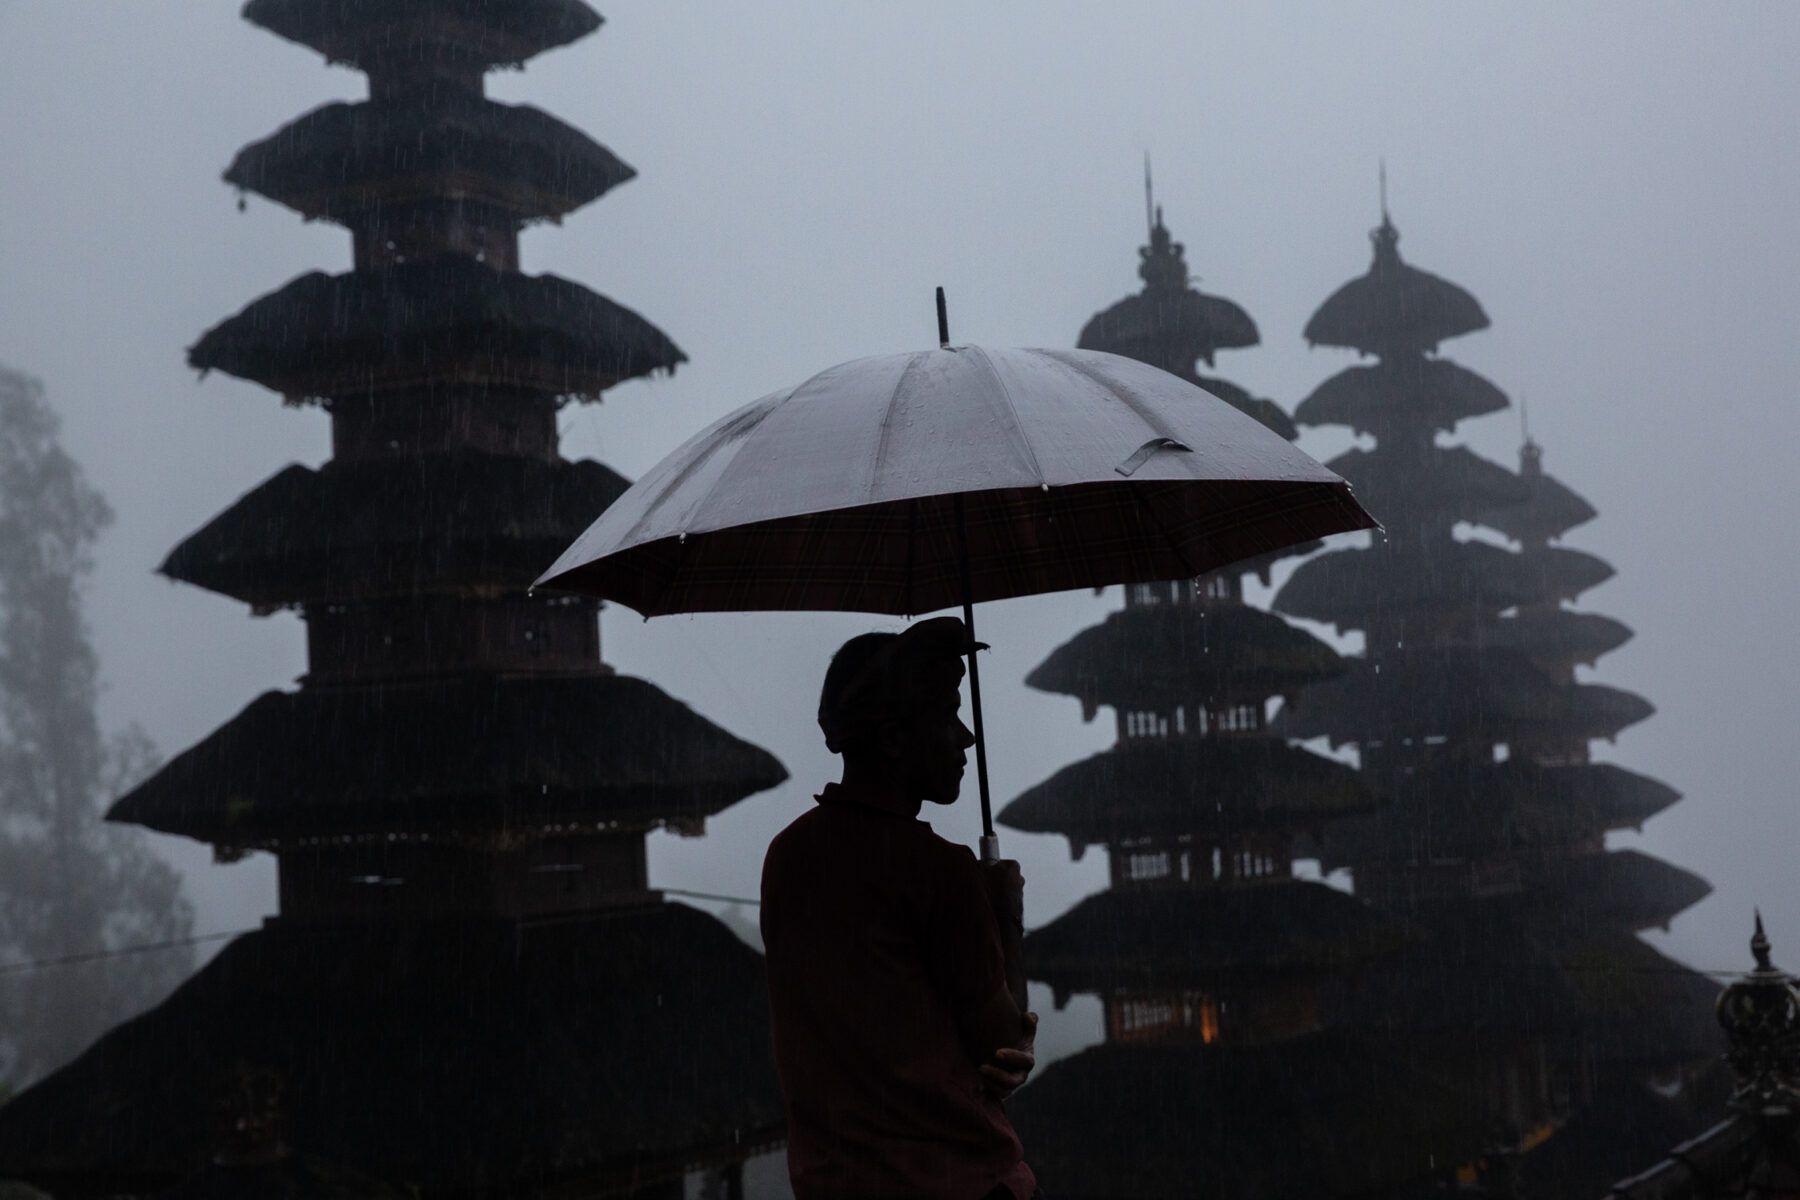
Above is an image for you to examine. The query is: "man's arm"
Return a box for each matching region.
[958,859,1036,1096]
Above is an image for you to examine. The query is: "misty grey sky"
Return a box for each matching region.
[2,1,1799,1058]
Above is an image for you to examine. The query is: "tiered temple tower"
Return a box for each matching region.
[1003,209,1496,1199]
[0,4,787,1196]
[1271,208,1718,1190]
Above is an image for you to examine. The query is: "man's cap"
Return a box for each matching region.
[817,617,985,755]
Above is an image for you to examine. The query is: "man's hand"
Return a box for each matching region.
[978,1011,1037,1099]
[981,858,1028,1011]
[981,859,1024,930]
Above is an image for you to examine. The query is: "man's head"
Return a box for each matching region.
[818,617,981,806]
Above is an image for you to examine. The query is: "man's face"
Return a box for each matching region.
[887,691,976,807]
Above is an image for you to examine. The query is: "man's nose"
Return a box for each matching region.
[957,719,976,749]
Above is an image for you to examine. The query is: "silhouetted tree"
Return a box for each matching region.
[0,365,192,1089]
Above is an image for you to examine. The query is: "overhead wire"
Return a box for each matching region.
[0,928,250,977]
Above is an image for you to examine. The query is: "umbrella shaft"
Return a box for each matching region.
[953,495,996,845]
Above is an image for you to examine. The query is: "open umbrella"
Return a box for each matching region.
[537,294,1376,858]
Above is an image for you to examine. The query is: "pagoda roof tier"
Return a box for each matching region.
[189,258,685,403]
[1295,355,1509,436]
[1525,543,1616,598]
[998,738,1368,851]
[1526,848,1712,932]
[1274,539,1614,630]
[243,0,603,70]
[1321,761,1681,869]
[1477,608,1634,668]
[227,95,634,227]
[1304,217,1490,356]
[1191,373,1298,440]
[1024,882,1403,995]
[162,451,629,607]
[1274,648,1654,747]
[1478,462,1599,545]
[106,674,787,848]
[1327,920,1721,1064]
[1008,1033,1502,1200]
[1025,603,1346,713]
[0,905,782,1196]
[1078,287,1258,371]
[1326,444,1531,526]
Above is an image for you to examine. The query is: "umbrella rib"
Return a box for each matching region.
[1042,349,1185,451]
[1131,484,1199,580]
[611,395,785,553]
[874,353,930,496]
[969,346,1047,485]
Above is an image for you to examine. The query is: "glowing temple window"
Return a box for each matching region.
[1127,851,1170,881]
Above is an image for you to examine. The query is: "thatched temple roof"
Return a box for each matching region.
[1077,213,1259,373]
[1322,762,1681,870]
[1008,1033,1503,1200]
[1304,217,1489,356]
[227,95,632,226]
[1477,607,1634,668]
[107,673,787,847]
[1445,759,1674,843]
[1190,373,1297,440]
[243,0,603,70]
[1274,538,1612,630]
[1079,288,1259,372]
[1274,649,1654,747]
[1329,919,1721,1066]
[1295,356,1509,435]
[189,258,685,403]
[1025,603,1346,714]
[1523,543,1617,599]
[162,451,628,607]
[998,738,1367,851]
[1326,444,1530,527]
[1528,848,1712,933]
[1024,882,1403,995]
[1478,462,1599,545]
[0,904,783,1196]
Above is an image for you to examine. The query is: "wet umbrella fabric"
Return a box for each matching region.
[537,345,1374,615]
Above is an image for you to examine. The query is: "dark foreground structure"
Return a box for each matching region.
[0,3,786,1196]
[1605,918,1800,1200]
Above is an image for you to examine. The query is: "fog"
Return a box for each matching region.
[2,0,1798,1066]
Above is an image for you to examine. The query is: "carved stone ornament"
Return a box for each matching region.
[1716,912,1800,1114]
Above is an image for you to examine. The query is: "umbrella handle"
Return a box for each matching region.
[979,834,1000,864]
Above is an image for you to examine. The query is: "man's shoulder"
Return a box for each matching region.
[919,823,978,866]
[764,793,972,872]
[765,802,830,862]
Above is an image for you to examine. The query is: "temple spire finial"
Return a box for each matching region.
[1517,398,1543,476]
[1370,160,1400,259]
[1144,152,1155,240]
[1754,908,1774,972]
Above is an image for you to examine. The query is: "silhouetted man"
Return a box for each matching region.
[761,617,1038,1200]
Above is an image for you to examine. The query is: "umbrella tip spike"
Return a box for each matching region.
[936,286,950,349]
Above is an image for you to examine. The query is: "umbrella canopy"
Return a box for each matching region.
[537,345,1374,614]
